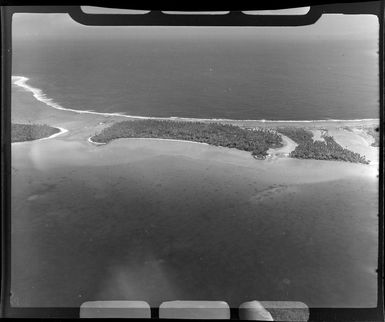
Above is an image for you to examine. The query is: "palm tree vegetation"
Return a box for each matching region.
[91,119,283,159]
[277,127,369,164]
[11,123,60,143]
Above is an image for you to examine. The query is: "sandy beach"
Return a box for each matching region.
[10,80,379,308]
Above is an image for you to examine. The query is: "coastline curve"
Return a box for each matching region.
[12,75,380,125]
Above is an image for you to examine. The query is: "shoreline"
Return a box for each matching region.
[11,125,68,144]
[11,74,379,165]
[38,126,68,141]
[87,136,210,146]
[12,75,379,127]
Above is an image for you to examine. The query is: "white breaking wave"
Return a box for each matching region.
[12,75,379,124]
[87,136,106,145]
[11,126,68,144]
[38,127,68,141]
[12,75,136,118]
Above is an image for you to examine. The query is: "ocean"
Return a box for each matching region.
[10,23,380,310]
[12,32,379,121]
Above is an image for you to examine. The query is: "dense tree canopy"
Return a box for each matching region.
[11,123,60,143]
[277,127,369,164]
[91,120,283,159]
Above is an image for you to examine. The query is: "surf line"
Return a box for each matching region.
[12,75,380,124]
[39,127,69,141]
[11,127,69,145]
[13,75,161,120]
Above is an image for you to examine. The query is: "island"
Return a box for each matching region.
[11,123,61,143]
[90,119,371,164]
[90,119,284,159]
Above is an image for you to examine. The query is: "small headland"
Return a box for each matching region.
[11,123,62,143]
